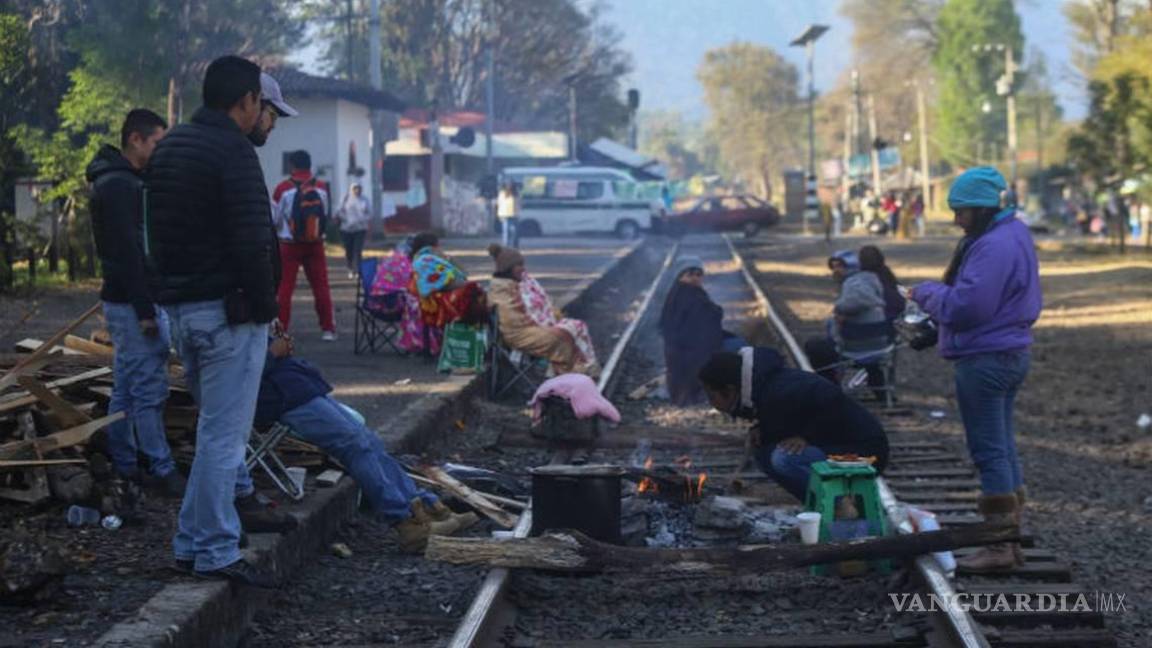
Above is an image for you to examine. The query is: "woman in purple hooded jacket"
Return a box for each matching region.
[911,167,1042,572]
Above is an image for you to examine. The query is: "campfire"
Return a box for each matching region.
[632,454,709,503]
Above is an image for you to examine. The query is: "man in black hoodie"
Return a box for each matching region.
[86,109,184,496]
[698,347,889,501]
[146,55,279,587]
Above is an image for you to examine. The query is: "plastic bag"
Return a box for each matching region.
[437,322,488,374]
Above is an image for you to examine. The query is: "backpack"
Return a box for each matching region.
[288,179,328,243]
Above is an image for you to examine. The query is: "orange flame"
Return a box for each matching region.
[638,477,658,494]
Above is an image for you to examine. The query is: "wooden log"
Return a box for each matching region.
[62,334,113,357]
[16,376,92,428]
[426,522,1019,573]
[0,412,124,461]
[0,367,114,414]
[0,302,101,391]
[0,459,88,469]
[418,465,519,528]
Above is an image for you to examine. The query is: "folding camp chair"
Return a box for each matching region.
[353,257,406,355]
[245,403,367,500]
[486,305,546,400]
[815,321,901,408]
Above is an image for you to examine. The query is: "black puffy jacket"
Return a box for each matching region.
[740,348,890,472]
[86,145,154,320]
[145,107,279,322]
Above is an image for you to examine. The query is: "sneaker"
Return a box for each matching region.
[321,330,337,342]
[348,271,356,280]
[235,493,298,533]
[195,558,279,589]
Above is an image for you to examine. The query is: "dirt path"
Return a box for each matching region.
[740,233,1152,646]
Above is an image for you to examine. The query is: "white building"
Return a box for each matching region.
[256,68,405,212]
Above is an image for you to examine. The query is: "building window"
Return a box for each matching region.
[381,156,408,191]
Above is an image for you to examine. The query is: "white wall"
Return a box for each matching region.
[332,98,374,208]
[255,97,339,199]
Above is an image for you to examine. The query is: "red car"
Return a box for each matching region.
[663,195,781,238]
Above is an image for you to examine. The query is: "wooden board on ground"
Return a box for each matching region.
[16,376,92,428]
[0,303,101,391]
[0,412,124,461]
[418,465,519,528]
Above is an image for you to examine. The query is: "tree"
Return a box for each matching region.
[637,110,711,181]
[697,42,803,201]
[932,0,1023,167]
[1016,49,1065,171]
[299,0,632,143]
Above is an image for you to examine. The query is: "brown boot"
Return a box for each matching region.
[394,516,432,553]
[1012,487,1027,565]
[429,511,479,537]
[956,493,1020,572]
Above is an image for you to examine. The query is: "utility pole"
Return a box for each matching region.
[867,94,882,195]
[429,101,444,230]
[485,45,495,231]
[568,85,578,161]
[368,0,384,225]
[841,102,852,214]
[915,81,931,216]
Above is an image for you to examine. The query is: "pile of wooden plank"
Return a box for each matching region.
[0,303,192,505]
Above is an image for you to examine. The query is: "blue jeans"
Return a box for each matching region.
[164,300,267,571]
[500,217,520,247]
[954,351,1030,496]
[103,302,175,478]
[755,444,828,501]
[281,395,435,521]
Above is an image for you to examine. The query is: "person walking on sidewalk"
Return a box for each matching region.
[336,181,371,279]
[911,166,1042,572]
[273,150,336,340]
[497,181,520,247]
[87,108,183,496]
[147,55,281,588]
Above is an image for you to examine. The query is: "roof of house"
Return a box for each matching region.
[265,67,407,112]
[399,108,524,133]
[387,126,568,159]
[578,138,666,181]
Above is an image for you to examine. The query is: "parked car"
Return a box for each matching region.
[500,166,659,240]
[661,195,781,238]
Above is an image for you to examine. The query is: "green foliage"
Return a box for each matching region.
[932,0,1023,166]
[0,12,26,83]
[638,110,712,180]
[697,42,802,200]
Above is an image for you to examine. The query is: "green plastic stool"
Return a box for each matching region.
[803,460,890,576]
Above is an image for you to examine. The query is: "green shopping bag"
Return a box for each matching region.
[437,322,488,374]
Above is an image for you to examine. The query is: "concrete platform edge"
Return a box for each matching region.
[94,237,653,647]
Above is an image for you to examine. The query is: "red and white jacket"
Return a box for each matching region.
[272,170,330,242]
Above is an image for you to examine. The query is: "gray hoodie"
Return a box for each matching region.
[833,269,889,352]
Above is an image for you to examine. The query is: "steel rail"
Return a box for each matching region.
[724,234,988,648]
[447,240,681,648]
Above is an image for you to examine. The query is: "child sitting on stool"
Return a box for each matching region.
[256,334,476,551]
[698,347,890,501]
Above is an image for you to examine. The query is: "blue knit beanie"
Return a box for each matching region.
[828,250,859,271]
[948,167,1007,209]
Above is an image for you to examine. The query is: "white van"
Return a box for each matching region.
[501,166,657,239]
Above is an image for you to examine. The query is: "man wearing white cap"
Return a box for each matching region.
[249,72,298,147]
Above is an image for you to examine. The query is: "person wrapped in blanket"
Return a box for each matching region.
[408,232,487,354]
[255,332,477,552]
[485,244,600,376]
[368,236,428,354]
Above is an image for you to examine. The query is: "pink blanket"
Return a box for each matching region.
[529,374,621,423]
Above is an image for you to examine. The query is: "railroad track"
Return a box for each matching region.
[442,232,1117,648]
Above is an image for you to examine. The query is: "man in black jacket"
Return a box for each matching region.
[147,55,278,587]
[698,347,889,501]
[86,109,182,495]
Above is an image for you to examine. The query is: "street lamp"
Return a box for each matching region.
[791,24,829,234]
[971,43,1018,184]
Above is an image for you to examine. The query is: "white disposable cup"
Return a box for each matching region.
[797,511,822,545]
[286,466,307,499]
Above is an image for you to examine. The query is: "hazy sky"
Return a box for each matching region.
[291,0,1086,121]
[603,0,1086,121]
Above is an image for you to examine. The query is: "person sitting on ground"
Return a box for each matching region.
[803,250,890,386]
[659,256,744,406]
[409,232,487,354]
[370,236,427,354]
[698,347,890,501]
[486,244,599,376]
[858,245,906,322]
[255,333,477,552]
